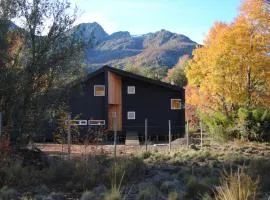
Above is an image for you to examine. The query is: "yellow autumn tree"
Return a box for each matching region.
[186,0,270,115]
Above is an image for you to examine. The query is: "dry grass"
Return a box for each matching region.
[215,168,259,200]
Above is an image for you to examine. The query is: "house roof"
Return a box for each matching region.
[73,65,183,92]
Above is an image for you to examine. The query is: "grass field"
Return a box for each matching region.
[1,141,270,199]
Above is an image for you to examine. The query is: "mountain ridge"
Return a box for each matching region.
[9,21,198,71]
[69,22,198,71]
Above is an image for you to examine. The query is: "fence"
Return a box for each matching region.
[0,111,209,157]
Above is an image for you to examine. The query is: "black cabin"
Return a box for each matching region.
[68,66,185,142]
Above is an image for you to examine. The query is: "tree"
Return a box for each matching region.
[0,0,85,142]
[185,0,270,141]
[186,0,270,115]
[143,66,167,81]
[124,65,168,81]
[165,55,189,87]
[124,65,144,76]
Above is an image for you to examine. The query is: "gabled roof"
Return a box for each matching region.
[73,65,183,91]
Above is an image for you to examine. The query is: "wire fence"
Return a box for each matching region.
[0,112,210,154]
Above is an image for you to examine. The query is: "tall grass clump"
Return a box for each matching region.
[215,168,259,200]
[104,188,121,200]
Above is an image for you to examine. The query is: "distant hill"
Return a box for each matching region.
[69,22,198,71]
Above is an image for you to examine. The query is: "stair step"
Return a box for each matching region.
[125,131,140,146]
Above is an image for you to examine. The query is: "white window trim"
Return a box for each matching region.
[94,85,105,96]
[171,99,181,110]
[88,120,105,126]
[127,111,136,120]
[127,86,135,94]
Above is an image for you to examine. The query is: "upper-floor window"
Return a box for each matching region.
[127,86,135,94]
[171,99,181,110]
[127,111,136,120]
[94,85,105,96]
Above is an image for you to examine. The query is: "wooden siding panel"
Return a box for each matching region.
[108,71,122,131]
[108,105,122,131]
[108,71,122,104]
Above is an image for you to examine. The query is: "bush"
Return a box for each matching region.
[234,108,270,141]
[200,112,232,141]
[200,108,270,142]
[214,168,259,200]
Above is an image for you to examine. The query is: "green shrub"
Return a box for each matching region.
[235,108,270,141]
[200,108,270,142]
[200,112,232,141]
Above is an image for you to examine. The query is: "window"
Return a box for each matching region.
[127,111,136,120]
[127,86,135,94]
[88,120,105,126]
[171,99,181,110]
[94,85,105,96]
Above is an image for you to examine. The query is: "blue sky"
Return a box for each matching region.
[71,0,242,44]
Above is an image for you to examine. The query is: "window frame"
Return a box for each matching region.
[94,85,105,96]
[127,86,136,94]
[88,120,106,126]
[127,111,136,120]
[171,99,181,110]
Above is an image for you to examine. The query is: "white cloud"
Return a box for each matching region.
[75,12,119,34]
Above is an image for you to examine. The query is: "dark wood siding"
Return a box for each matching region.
[69,73,106,121]
[122,77,185,137]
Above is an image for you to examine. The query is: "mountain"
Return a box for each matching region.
[11,21,198,71]
[68,22,198,71]
[10,21,198,71]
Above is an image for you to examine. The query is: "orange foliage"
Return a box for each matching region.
[186,0,270,113]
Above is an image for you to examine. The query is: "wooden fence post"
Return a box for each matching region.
[186,120,189,148]
[169,120,171,152]
[0,112,2,138]
[200,120,203,148]
[113,112,117,160]
[113,111,117,187]
[145,118,148,152]
[67,114,71,158]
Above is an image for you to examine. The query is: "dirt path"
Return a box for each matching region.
[35,143,172,156]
